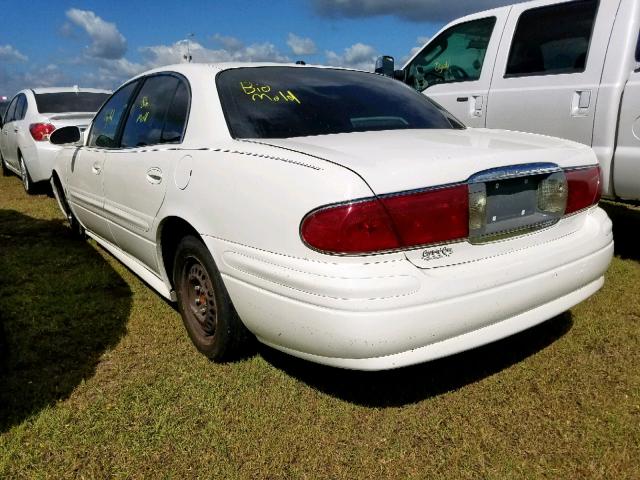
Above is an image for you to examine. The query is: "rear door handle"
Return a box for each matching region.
[146,167,163,184]
[91,162,102,175]
[13,127,18,133]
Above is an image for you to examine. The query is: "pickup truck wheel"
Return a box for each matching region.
[173,235,250,361]
[19,156,35,194]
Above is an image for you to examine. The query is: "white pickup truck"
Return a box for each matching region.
[377,0,640,200]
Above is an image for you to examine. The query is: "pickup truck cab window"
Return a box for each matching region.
[505,0,598,77]
[405,17,496,92]
[121,74,188,148]
[88,81,139,148]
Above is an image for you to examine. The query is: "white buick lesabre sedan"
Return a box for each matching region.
[49,63,613,370]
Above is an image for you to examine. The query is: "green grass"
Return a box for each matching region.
[0,173,638,479]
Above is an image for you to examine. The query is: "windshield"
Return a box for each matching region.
[216,67,463,139]
[34,92,110,114]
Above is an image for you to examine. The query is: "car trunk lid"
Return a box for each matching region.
[251,128,598,268]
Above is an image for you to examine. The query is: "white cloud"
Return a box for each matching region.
[212,34,244,52]
[140,39,289,67]
[313,0,524,22]
[66,9,127,59]
[403,36,431,63]
[0,45,27,62]
[287,33,317,56]
[325,42,378,71]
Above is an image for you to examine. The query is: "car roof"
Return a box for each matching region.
[131,62,365,81]
[29,87,112,95]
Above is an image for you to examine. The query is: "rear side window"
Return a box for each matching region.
[161,81,190,143]
[34,92,110,114]
[505,0,598,77]
[88,82,139,148]
[15,94,27,120]
[120,75,186,148]
[405,17,496,92]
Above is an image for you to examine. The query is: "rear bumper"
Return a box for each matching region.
[208,207,613,370]
[20,141,60,183]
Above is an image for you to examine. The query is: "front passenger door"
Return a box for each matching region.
[102,74,190,273]
[66,81,140,241]
[404,13,506,127]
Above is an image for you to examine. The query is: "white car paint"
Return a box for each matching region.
[400,0,640,200]
[0,87,110,185]
[51,63,613,370]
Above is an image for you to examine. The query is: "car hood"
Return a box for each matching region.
[249,128,596,195]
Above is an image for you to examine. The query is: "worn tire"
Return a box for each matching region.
[1,152,10,177]
[19,155,35,194]
[51,175,85,238]
[173,235,250,361]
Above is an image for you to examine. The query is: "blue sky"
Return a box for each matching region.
[0,0,516,96]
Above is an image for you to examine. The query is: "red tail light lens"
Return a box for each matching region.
[565,166,601,214]
[301,185,469,254]
[29,123,56,141]
[300,199,400,254]
[380,185,469,247]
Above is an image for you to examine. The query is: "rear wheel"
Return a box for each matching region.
[173,235,250,361]
[19,155,35,194]
[1,152,10,177]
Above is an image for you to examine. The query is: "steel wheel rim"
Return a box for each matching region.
[182,257,217,337]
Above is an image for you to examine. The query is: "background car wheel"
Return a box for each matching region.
[19,156,35,194]
[173,235,251,361]
[1,152,10,177]
[51,175,85,238]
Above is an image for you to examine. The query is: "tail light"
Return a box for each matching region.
[29,123,56,141]
[301,164,601,255]
[565,166,601,214]
[300,185,468,254]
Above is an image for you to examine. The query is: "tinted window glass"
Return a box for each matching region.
[34,92,110,113]
[217,67,461,139]
[88,82,138,148]
[4,97,18,123]
[162,81,189,143]
[636,33,640,62]
[506,0,598,77]
[121,76,180,148]
[16,94,27,120]
[405,17,496,91]
[0,100,10,120]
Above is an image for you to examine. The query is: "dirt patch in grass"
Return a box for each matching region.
[0,175,638,479]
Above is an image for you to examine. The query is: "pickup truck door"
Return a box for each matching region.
[613,66,640,200]
[404,9,509,127]
[486,0,619,146]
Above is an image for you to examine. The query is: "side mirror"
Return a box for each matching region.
[375,55,395,77]
[393,69,405,81]
[50,126,81,145]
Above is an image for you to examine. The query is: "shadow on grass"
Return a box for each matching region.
[0,210,132,432]
[600,201,640,262]
[261,312,573,407]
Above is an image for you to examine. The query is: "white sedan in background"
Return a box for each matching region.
[0,87,110,193]
[49,63,613,370]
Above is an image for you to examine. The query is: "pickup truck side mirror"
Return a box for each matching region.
[375,55,395,77]
[50,126,82,146]
[393,69,405,81]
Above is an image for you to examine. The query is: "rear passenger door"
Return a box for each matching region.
[487,0,618,145]
[404,10,508,127]
[102,73,190,273]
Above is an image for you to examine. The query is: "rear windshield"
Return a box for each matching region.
[34,92,110,114]
[216,67,463,139]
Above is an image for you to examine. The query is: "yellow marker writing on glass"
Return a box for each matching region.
[240,82,301,104]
